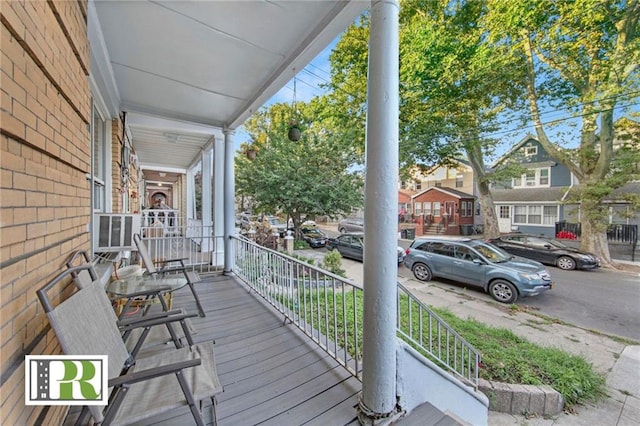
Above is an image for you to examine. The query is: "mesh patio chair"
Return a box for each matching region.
[134,233,206,317]
[37,264,222,425]
[64,250,197,354]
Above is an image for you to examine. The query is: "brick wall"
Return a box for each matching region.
[111,116,123,213]
[0,1,90,424]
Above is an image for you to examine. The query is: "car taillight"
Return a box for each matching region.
[405,248,410,255]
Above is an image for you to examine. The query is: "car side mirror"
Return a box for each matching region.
[544,244,552,249]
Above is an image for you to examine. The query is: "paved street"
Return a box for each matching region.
[311,223,640,341]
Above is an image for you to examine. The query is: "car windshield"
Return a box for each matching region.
[304,229,323,237]
[471,241,512,263]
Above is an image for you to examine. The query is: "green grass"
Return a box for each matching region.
[431,308,606,407]
[270,285,606,408]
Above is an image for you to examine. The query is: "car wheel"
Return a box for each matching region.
[557,256,576,270]
[412,263,433,282]
[489,279,518,304]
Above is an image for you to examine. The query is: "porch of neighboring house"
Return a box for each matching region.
[411,187,476,236]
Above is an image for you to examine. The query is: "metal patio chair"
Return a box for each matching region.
[134,233,206,317]
[64,250,198,354]
[37,264,222,425]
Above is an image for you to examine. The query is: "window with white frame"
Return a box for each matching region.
[512,167,551,188]
[415,202,422,215]
[91,102,108,212]
[513,205,557,225]
[499,206,510,219]
[461,201,473,217]
[456,175,464,188]
[524,145,537,157]
[415,181,422,191]
[433,202,441,217]
[513,206,527,223]
[423,202,431,216]
[543,206,558,224]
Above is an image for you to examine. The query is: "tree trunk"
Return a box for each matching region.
[580,212,614,268]
[477,180,500,239]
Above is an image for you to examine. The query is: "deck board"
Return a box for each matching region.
[169,274,363,425]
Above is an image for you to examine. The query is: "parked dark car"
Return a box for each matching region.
[300,227,327,248]
[338,217,364,233]
[486,234,600,270]
[404,236,553,303]
[327,232,405,264]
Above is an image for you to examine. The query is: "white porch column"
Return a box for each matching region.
[223,128,235,274]
[359,0,400,423]
[213,136,225,265]
[186,167,195,219]
[201,147,213,252]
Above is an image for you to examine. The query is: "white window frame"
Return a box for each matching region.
[524,145,537,157]
[423,202,431,216]
[90,99,111,213]
[433,202,441,217]
[512,167,551,188]
[512,204,557,226]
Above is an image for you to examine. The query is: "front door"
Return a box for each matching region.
[497,205,511,233]
[444,201,455,225]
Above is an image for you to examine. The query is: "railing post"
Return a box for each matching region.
[223,129,236,274]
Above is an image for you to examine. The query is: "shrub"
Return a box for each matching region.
[322,250,346,277]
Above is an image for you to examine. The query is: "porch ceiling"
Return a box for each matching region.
[89,0,368,173]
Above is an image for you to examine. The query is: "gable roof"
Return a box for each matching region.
[411,186,476,200]
[491,133,540,168]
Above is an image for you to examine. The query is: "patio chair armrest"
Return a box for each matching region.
[155,258,188,266]
[118,312,197,332]
[108,359,201,387]
[117,309,191,326]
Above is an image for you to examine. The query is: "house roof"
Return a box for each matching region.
[411,186,476,200]
[492,187,569,203]
[491,133,539,168]
[398,189,414,203]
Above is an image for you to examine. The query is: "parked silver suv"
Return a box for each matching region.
[338,217,364,233]
[404,237,552,303]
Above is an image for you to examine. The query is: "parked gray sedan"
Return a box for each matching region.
[404,237,553,303]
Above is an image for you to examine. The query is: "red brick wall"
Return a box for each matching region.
[0,1,90,423]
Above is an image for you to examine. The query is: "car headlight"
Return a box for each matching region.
[518,272,541,281]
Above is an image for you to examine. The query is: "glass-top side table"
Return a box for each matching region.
[106,274,188,316]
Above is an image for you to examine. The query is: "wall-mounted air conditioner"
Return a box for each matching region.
[93,214,140,251]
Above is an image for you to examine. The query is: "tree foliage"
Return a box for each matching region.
[484,0,639,265]
[235,101,364,235]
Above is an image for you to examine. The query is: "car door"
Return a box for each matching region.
[426,242,454,278]
[523,236,555,264]
[497,235,528,257]
[449,244,485,287]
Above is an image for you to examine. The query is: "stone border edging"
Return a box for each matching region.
[479,379,565,416]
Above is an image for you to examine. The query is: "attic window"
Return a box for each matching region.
[524,146,537,157]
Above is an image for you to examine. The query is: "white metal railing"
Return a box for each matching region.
[139,212,223,274]
[231,235,481,387]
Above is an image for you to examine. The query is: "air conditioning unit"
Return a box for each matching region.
[93,214,140,251]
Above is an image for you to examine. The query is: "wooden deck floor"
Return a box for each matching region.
[139,273,362,425]
[62,272,457,425]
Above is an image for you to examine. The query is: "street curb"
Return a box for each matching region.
[479,379,564,416]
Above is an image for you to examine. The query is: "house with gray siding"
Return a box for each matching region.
[491,134,639,237]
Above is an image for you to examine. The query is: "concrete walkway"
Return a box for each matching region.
[295,247,639,425]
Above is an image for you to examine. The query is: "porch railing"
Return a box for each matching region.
[139,212,224,274]
[231,235,480,388]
